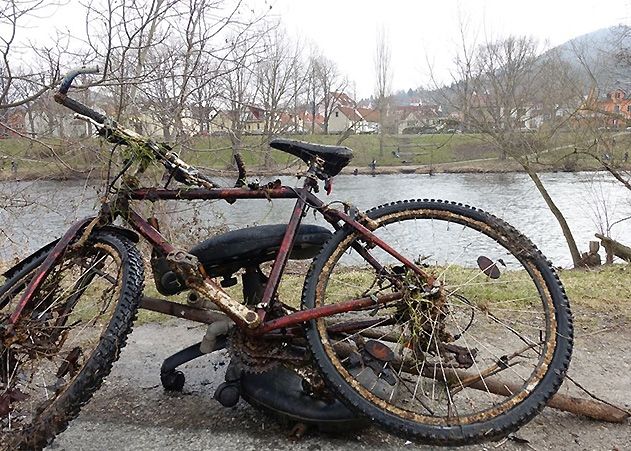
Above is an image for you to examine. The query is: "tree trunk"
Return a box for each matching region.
[523,163,582,267]
[595,234,631,262]
[379,128,385,157]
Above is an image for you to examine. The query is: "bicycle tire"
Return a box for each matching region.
[302,199,573,445]
[0,231,144,450]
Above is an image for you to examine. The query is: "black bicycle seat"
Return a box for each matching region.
[269,138,353,177]
[190,224,332,278]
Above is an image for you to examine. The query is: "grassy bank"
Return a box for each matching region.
[2,259,628,326]
[2,131,630,181]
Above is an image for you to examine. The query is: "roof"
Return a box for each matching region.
[357,107,380,123]
[337,106,363,122]
[397,105,440,119]
[299,111,325,125]
[331,92,356,108]
[336,106,380,123]
[603,89,631,100]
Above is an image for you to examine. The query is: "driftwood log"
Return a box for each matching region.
[596,233,631,263]
[333,342,629,423]
[468,378,629,423]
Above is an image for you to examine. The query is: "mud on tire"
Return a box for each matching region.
[0,231,144,450]
[302,199,573,445]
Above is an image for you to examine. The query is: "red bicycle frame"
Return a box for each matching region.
[9,173,432,336]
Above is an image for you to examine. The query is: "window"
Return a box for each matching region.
[256,123,260,130]
[627,105,631,112]
[335,111,339,118]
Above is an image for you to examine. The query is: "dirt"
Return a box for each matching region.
[47,312,630,451]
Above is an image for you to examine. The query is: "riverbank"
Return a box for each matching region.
[2,158,631,182]
[2,131,631,181]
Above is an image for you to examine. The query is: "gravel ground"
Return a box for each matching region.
[48,316,630,451]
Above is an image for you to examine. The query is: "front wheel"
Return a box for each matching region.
[302,199,572,445]
[0,231,144,450]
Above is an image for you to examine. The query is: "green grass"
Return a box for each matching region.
[180,133,491,169]
[3,129,631,179]
[3,258,630,326]
[0,133,494,177]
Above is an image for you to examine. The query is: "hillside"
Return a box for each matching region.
[550,25,631,91]
[388,25,631,105]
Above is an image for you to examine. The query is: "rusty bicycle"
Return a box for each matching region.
[0,67,573,449]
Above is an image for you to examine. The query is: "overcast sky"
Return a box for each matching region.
[273,0,631,97]
[14,0,631,99]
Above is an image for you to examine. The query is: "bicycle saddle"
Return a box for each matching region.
[190,223,332,278]
[269,138,353,177]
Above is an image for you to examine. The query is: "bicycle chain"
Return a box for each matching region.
[227,328,307,374]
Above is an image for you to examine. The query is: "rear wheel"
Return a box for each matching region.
[302,200,572,445]
[0,231,144,450]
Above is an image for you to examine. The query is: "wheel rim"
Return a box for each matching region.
[0,242,124,442]
[312,207,560,426]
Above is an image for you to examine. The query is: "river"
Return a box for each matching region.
[1,171,629,267]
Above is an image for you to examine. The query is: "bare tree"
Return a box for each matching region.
[308,54,347,134]
[444,35,588,267]
[255,28,303,165]
[0,1,66,112]
[218,28,270,158]
[374,26,392,156]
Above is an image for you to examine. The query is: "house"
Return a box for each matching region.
[0,108,26,138]
[298,111,325,134]
[208,110,234,135]
[328,106,379,134]
[330,92,355,109]
[243,106,266,135]
[596,89,631,127]
[396,105,441,134]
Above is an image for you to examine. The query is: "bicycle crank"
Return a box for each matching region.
[167,250,261,328]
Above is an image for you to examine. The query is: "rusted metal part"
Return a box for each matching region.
[126,209,176,255]
[364,340,394,362]
[314,207,561,426]
[8,217,94,324]
[165,250,260,328]
[139,296,227,324]
[477,256,501,279]
[127,187,301,202]
[229,328,308,373]
[258,192,308,313]
[326,318,395,335]
[253,291,403,335]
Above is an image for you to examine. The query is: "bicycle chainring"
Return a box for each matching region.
[227,328,307,374]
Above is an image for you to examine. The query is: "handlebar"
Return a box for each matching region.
[54,66,108,125]
[53,66,221,189]
[57,66,100,95]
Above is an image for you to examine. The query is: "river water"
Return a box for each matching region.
[0,172,629,267]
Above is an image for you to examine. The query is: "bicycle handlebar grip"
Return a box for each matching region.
[54,94,107,125]
[54,66,107,125]
[57,66,100,95]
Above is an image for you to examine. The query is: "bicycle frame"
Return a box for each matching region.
[125,175,432,335]
[7,171,432,337]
